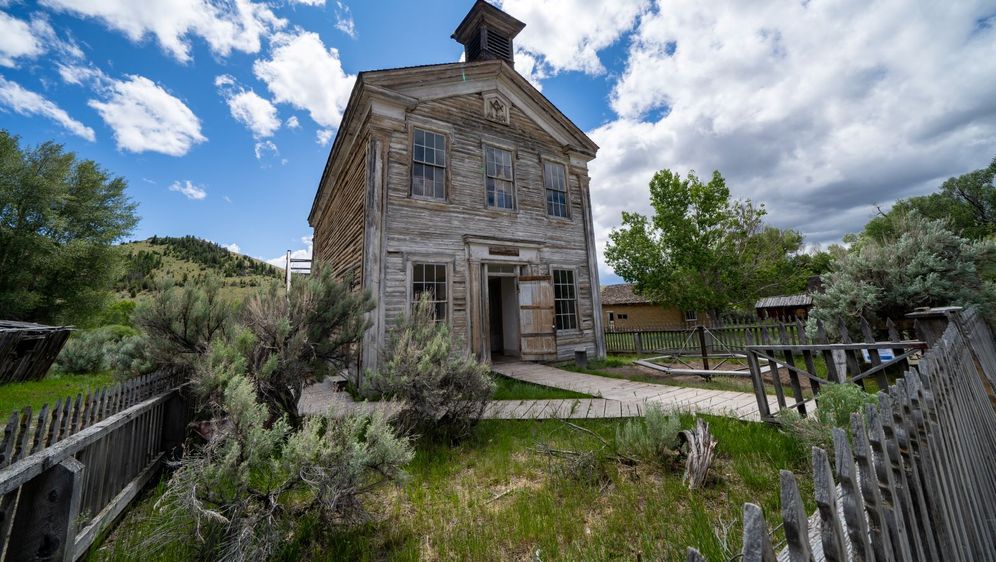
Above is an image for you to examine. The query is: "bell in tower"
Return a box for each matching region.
[452,0,526,67]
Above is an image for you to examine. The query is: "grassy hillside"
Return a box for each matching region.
[115,236,283,301]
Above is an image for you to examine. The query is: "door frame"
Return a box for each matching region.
[480,261,524,363]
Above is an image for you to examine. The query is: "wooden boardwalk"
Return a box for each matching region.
[492,361,779,421]
[300,362,777,421]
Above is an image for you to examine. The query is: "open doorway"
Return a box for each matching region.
[486,270,520,359]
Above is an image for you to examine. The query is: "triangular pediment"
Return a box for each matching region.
[361,61,598,157]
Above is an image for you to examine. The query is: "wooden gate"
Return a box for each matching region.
[517,275,556,361]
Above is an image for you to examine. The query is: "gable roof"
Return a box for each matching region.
[754,294,813,309]
[601,283,653,305]
[308,59,598,225]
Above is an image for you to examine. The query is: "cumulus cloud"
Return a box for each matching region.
[216,74,280,138]
[254,139,278,160]
[0,12,45,66]
[223,242,241,253]
[316,128,334,145]
[587,0,996,279]
[285,115,299,128]
[254,30,355,129]
[169,179,207,200]
[497,0,648,77]
[89,75,206,156]
[41,0,285,63]
[0,75,95,140]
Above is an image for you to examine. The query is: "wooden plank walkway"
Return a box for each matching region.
[300,362,778,421]
[492,361,779,421]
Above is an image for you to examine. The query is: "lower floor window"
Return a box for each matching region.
[553,269,578,331]
[412,263,447,321]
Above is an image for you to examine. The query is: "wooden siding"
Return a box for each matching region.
[378,93,598,361]
[312,130,368,282]
[602,304,714,330]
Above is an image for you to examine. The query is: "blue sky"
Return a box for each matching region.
[1,0,995,283]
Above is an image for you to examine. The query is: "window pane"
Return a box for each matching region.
[412,128,446,200]
[485,146,515,209]
[412,262,447,321]
[553,269,578,331]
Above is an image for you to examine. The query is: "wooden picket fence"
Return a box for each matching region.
[0,322,71,385]
[744,316,927,420]
[605,320,804,355]
[0,370,188,561]
[688,307,996,561]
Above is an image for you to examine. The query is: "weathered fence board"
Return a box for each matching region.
[0,321,71,385]
[697,308,996,561]
[604,320,803,355]
[0,370,186,561]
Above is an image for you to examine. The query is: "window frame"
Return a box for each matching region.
[684,310,698,322]
[482,143,516,211]
[410,126,449,202]
[552,267,580,333]
[408,260,452,324]
[542,159,571,220]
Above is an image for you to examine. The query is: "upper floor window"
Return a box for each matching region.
[412,262,447,321]
[553,269,578,331]
[544,161,568,218]
[485,146,514,209]
[412,128,446,200]
[684,310,698,322]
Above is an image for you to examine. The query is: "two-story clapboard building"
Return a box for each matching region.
[308,0,605,373]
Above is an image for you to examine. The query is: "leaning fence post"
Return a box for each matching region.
[741,503,777,562]
[813,447,848,561]
[8,458,84,562]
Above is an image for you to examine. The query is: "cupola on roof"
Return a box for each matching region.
[452,0,526,67]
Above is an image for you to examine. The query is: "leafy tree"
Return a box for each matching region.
[604,169,806,320]
[864,156,996,241]
[0,131,137,324]
[810,211,996,324]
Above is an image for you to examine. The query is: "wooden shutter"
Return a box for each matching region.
[518,275,557,361]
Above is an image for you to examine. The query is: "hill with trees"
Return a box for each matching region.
[116,236,282,300]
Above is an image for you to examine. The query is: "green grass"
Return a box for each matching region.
[0,370,116,416]
[492,374,591,400]
[93,416,814,561]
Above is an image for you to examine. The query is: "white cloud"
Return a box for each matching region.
[316,128,334,145]
[254,30,355,129]
[168,179,207,200]
[223,195,232,203]
[289,0,324,5]
[41,0,285,63]
[334,1,356,38]
[587,0,996,280]
[496,0,648,77]
[254,139,277,159]
[0,12,45,66]
[267,235,313,269]
[216,74,280,138]
[57,63,109,86]
[285,115,299,128]
[0,75,95,140]
[223,242,240,253]
[89,75,206,156]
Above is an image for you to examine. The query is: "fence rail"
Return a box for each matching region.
[688,307,996,561]
[0,370,187,561]
[605,321,804,355]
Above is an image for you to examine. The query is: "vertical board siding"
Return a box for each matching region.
[312,130,369,282]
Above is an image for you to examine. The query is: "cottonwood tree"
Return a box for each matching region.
[604,169,806,322]
[864,155,996,241]
[0,131,137,324]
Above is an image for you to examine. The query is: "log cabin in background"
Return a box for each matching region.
[309,0,605,375]
[600,283,713,330]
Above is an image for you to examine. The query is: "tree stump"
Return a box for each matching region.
[679,418,716,490]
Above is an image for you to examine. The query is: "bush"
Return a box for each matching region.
[778,382,877,449]
[106,335,155,378]
[366,293,494,440]
[55,324,138,373]
[614,403,682,466]
[152,367,413,560]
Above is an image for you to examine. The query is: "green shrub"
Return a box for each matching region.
[106,335,155,378]
[366,293,494,441]
[778,382,877,449]
[55,324,138,373]
[615,403,682,465]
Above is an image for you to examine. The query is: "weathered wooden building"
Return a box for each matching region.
[309,0,605,373]
[601,284,713,330]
